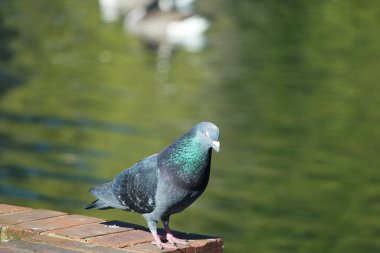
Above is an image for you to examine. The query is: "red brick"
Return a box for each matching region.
[0,204,224,253]
[21,234,137,253]
[189,238,224,253]
[86,229,153,248]
[127,239,224,253]
[0,204,31,215]
[1,240,80,253]
[127,242,182,253]
[12,214,104,233]
[0,242,32,253]
[0,209,66,226]
[44,222,133,240]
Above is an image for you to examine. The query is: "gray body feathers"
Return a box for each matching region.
[86,154,158,213]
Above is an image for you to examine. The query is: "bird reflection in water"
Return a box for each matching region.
[98,0,209,80]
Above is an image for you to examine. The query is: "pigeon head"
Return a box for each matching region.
[158,121,220,181]
[157,121,220,189]
[191,122,220,153]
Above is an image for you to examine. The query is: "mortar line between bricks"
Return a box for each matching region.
[114,246,149,253]
[39,227,139,243]
[11,213,68,225]
[8,214,69,227]
[81,228,141,240]
[13,240,86,253]
[121,247,158,253]
[41,241,139,253]
[36,230,147,253]
[43,220,105,233]
[12,218,102,233]
[40,231,88,243]
[0,209,31,216]
[28,234,146,253]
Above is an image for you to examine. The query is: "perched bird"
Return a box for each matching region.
[85,122,220,249]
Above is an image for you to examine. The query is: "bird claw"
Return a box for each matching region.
[151,234,189,250]
[151,240,178,250]
[151,232,178,250]
[167,233,189,246]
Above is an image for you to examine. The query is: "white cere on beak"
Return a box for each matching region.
[212,141,220,153]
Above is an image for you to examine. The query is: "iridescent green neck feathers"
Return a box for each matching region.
[168,135,208,175]
[157,132,212,189]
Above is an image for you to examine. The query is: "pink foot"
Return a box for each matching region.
[151,232,178,250]
[167,233,189,246]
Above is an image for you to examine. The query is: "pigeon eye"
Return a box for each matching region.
[204,131,209,138]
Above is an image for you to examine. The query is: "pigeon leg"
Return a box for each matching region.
[146,219,177,249]
[162,216,189,246]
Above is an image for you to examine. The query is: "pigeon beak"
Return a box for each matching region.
[212,141,220,153]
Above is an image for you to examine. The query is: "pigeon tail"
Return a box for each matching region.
[85,199,113,210]
[86,182,126,210]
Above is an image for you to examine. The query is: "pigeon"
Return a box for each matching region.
[85,122,220,249]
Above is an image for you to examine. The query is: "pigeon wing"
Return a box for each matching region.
[112,154,158,214]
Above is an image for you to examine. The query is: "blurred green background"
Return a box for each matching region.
[1,1,380,252]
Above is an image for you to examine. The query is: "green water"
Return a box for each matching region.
[1,1,380,252]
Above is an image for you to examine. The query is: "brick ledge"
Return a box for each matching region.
[0,204,223,253]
